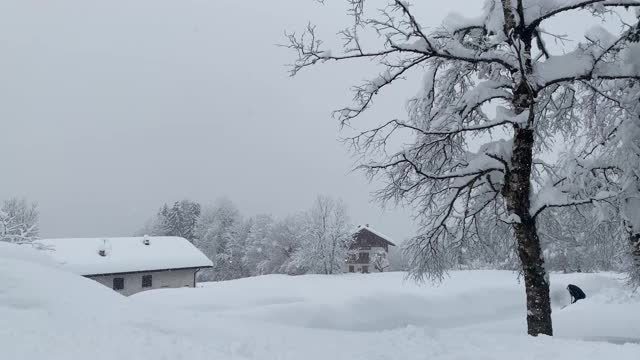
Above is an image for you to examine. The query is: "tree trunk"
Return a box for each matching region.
[499,0,553,335]
[505,128,553,336]
[329,236,337,275]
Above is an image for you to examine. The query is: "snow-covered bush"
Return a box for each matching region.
[0,198,39,244]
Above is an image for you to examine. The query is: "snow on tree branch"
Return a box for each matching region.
[524,0,640,31]
[0,198,40,244]
[287,0,640,335]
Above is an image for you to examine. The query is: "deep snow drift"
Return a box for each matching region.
[2,243,639,360]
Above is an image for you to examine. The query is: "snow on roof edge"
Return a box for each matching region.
[353,225,396,246]
[35,236,213,276]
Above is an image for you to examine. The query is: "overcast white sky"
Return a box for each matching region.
[9,0,602,241]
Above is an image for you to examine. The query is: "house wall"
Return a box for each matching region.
[87,268,198,296]
[344,246,387,273]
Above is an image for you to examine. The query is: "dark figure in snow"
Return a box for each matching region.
[567,284,586,304]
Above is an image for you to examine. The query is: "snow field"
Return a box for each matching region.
[2,243,639,360]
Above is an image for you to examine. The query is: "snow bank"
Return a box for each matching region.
[2,250,639,360]
[0,242,225,360]
[0,241,59,267]
[551,273,640,342]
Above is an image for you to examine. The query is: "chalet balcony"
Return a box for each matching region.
[346,252,370,264]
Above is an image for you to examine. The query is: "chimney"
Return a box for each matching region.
[98,239,108,257]
[143,235,151,246]
[366,223,369,227]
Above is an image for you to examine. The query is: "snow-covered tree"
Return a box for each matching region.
[557,72,640,285]
[448,202,627,273]
[287,0,640,335]
[134,216,162,237]
[260,215,307,275]
[372,249,390,272]
[193,198,250,281]
[243,214,276,276]
[156,200,201,241]
[0,198,39,244]
[217,217,252,281]
[539,206,627,273]
[290,196,353,274]
[387,245,408,271]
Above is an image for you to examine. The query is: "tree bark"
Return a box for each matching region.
[329,236,337,275]
[505,68,555,337]
[504,128,553,336]
[499,0,553,337]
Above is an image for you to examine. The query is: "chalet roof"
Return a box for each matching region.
[353,225,396,246]
[35,236,212,276]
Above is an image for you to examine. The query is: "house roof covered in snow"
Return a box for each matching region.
[352,225,396,247]
[35,236,213,276]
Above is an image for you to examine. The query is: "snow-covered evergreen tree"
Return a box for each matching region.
[194,198,247,281]
[243,214,276,276]
[217,217,252,281]
[287,0,640,335]
[156,200,201,241]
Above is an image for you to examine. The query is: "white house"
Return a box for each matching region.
[36,236,213,296]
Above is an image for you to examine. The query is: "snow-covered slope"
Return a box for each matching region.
[2,243,639,359]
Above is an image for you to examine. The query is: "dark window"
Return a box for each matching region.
[142,275,152,288]
[362,266,369,273]
[348,265,355,273]
[113,277,124,290]
[358,252,370,263]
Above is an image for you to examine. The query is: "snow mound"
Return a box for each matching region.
[0,243,224,360]
[0,242,124,318]
[0,241,59,268]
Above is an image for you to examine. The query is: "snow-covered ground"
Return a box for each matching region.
[2,243,640,359]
